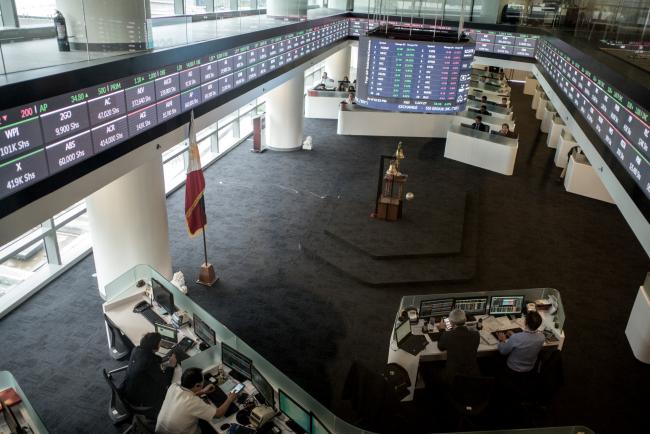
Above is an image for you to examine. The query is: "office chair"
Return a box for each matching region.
[103,367,153,425]
[448,374,495,431]
[104,313,134,360]
[122,414,155,434]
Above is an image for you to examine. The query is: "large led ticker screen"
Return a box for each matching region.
[356,36,476,113]
[0,20,348,207]
[536,39,650,199]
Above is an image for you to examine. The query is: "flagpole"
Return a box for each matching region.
[201,203,208,267]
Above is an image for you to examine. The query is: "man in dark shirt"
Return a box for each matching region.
[479,105,492,116]
[471,116,488,132]
[122,332,177,417]
[437,309,480,384]
[499,123,516,138]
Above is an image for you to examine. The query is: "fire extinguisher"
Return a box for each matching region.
[54,10,70,52]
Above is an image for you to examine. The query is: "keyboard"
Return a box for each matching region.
[159,339,175,349]
[205,386,239,417]
[141,308,164,325]
[491,327,523,339]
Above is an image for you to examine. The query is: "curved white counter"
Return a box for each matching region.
[444,124,518,175]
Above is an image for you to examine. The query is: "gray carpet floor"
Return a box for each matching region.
[0,83,649,433]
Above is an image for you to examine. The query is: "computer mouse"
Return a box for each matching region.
[220,423,230,431]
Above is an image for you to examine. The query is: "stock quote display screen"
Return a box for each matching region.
[356,36,475,113]
[466,29,538,58]
[536,40,650,199]
[0,20,348,202]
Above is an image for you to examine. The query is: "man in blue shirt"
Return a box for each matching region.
[496,311,545,373]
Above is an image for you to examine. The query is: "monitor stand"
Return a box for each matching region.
[285,420,307,434]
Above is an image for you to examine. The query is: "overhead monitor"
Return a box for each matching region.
[394,320,411,343]
[193,313,216,347]
[489,295,524,315]
[251,365,275,409]
[453,297,488,315]
[355,29,475,114]
[221,342,253,380]
[278,389,311,434]
[311,413,332,434]
[419,298,454,319]
[151,278,176,316]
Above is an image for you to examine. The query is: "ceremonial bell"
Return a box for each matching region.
[395,142,405,160]
[386,160,399,176]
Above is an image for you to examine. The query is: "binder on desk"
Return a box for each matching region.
[0,388,21,410]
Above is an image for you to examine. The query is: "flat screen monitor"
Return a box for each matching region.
[453,297,488,315]
[311,413,332,434]
[251,365,275,409]
[193,313,216,347]
[278,390,311,433]
[221,342,252,380]
[489,295,524,315]
[152,278,176,315]
[155,323,177,343]
[394,320,411,343]
[419,298,454,319]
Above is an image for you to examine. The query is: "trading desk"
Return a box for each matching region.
[0,371,48,433]
[466,99,513,119]
[305,89,349,119]
[444,124,518,175]
[102,265,352,434]
[453,111,516,133]
[387,288,566,401]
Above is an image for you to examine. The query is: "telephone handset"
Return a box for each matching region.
[133,300,151,313]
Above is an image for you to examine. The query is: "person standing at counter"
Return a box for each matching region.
[498,123,516,138]
[122,332,177,418]
[437,309,480,384]
[471,116,488,132]
[496,311,545,374]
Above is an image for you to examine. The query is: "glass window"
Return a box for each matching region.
[198,137,218,163]
[55,214,91,264]
[0,240,47,300]
[218,123,238,153]
[163,152,188,191]
[239,110,254,137]
[15,0,56,27]
[186,0,208,14]
[218,110,239,129]
[53,200,85,227]
[151,0,176,17]
[240,0,253,10]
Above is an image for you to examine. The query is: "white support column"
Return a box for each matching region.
[86,155,172,298]
[265,73,304,151]
[323,45,351,82]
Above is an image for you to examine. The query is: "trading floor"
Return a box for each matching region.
[0,83,648,433]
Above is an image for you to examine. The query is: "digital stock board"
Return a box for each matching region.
[356,35,476,113]
[536,39,650,199]
[0,20,348,203]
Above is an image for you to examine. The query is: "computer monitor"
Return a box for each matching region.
[221,342,252,381]
[489,295,524,315]
[155,323,177,343]
[419,298,454,319]
[152,278,176,315]
[394,320,411,343]
[278,390,311,434]
[193,313,216,347]
[453,297,488,316]
[251,365,275,409]
[311,413,332,434]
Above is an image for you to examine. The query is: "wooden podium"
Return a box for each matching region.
[376,171,407,222]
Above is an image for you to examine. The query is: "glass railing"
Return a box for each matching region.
[103,265,583,434]
[0,5,346,76]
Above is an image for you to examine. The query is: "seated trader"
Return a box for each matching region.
[437,309,480,383]
[499,123,515,138]
[156,368,238,434]
[501,97,509,107]
[479,105,492,116]
[481,95,488,104]
[471,116,488,132]
[122,332,176,416]
[344,92,356,105]
[496,311,545,374]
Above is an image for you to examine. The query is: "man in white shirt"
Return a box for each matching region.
[156,367,237,434]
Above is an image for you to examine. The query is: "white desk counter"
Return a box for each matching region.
[564,153,615,203]
[535,94,550,120]
[626,274,650,364]
[388,289,566,401]
[337,104,452,138]
[467,105,513,120]
[466,99,512,119]
[444,124,518,175]
[532,86,544,110]
[471,84,510,98]
[541,102,557,133]
[547,114,565,149]
[554,130,577,168]
[453,111,515,133]
[304,89,348,119]
[524,74,538,95]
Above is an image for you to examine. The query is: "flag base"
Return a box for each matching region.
[197,263,218,287]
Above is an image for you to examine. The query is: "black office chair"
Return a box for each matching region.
[104,313,134,360]
[447,374,495,431]
[122,414,155,434]
[103,367,153,425]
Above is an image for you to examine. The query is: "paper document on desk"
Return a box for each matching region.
[495,316,512,330]
[480,316,499,333]
[480,330,498,346]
